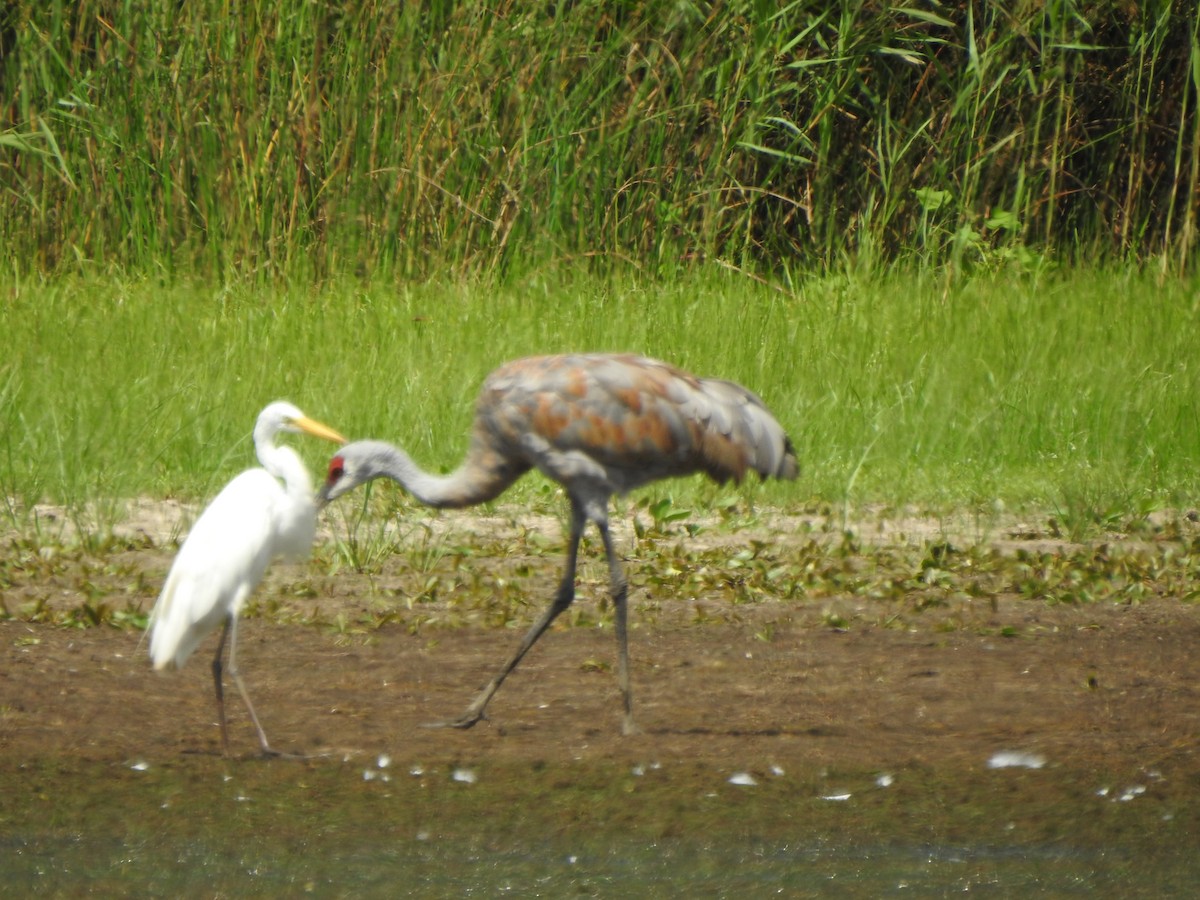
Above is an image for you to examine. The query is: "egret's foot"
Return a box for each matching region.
[621,718,641,737]
[267,747,332,761]
[220,746,282,760]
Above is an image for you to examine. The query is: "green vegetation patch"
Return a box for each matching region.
[2,269,1198,533]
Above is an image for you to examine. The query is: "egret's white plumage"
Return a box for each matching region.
[148,401,345,756]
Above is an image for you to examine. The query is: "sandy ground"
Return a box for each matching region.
[3,500,1198,783]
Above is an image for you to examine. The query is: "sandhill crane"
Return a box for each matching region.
[149,401,346,756]
[318,353,798,734]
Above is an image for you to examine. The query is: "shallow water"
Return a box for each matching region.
[2,755,1194,897]
[1,832,1180,897]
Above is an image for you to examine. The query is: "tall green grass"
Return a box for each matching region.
[2,1,1199,280]
[2,269,1198,529]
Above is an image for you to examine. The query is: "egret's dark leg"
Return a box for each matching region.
[597,520,637,735]
[211,617,232,756]
[223,614,278,757]
[431,504,586,729]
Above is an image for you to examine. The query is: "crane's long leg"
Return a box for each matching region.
[430,505,586,729]
[212,614,278,757]
[597,520,637,735]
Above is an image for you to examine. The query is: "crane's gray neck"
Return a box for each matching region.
[345,440,511,509]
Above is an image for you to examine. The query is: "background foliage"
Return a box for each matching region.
[3,1,1199,280]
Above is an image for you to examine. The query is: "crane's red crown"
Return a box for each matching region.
[326,455,345,482]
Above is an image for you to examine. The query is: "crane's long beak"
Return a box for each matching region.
[293,416,347,445]
[316,480,335,507]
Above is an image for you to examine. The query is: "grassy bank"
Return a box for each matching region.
[2,268,1197,533]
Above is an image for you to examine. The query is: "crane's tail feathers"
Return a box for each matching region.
[696,378,799,484]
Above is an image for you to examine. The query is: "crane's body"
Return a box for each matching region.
[327,353,797,509]
[149,401,345,756]
[320,353,798,734]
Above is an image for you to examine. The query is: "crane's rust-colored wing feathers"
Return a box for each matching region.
[480,354,797,491]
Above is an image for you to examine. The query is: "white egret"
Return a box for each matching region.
[149,401,345,756]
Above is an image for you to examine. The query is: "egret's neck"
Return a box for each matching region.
[258,441,314,499]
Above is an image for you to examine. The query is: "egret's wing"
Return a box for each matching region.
[148,469,282,670]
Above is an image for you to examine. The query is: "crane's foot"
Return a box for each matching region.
[422,708,489,730]
[251,738,332,760]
